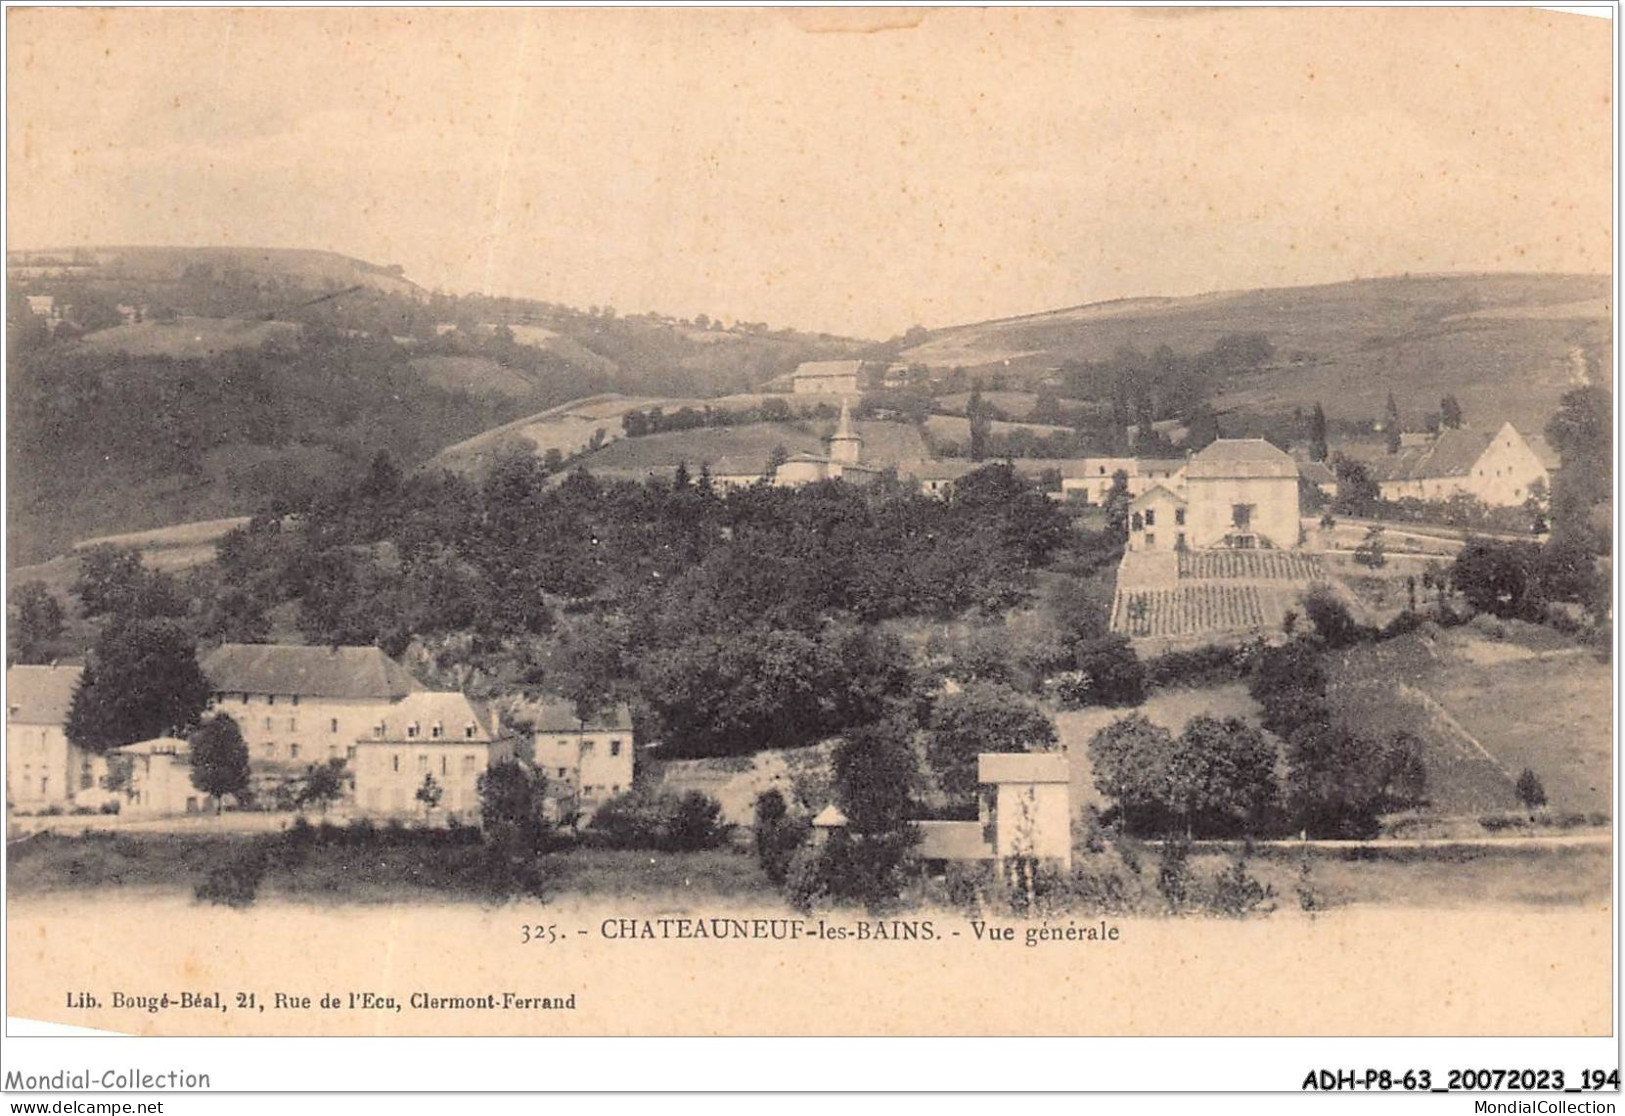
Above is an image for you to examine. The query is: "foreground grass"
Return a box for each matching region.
[1197,844,1612,911]
[8,832,775,906]
[9,831,1609,912]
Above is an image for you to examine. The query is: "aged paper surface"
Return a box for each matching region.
[4,6,1613,1043]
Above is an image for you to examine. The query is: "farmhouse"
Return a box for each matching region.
[200,643,421,795]
[116,737,210,817]
[791,360,863,396]
[1064,457,1188,504]
[528,701,636,820]
[905,752,1074,872]
[1127,484,1188,552]
[1357,423,1550,507]
[5,663,107,811]
[351,691,516,823]
[1183,439,1301,550]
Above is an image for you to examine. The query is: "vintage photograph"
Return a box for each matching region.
[3,6,1615,1043]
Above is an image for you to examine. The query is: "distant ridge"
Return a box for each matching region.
[7,244,424,298]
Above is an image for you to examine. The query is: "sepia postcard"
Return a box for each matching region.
[1,3,1616,1073]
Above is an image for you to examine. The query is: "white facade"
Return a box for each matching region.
[1374,423,1550,507]
[792,360,862,396]
[1127,485,1189,553]
[530,703,635,818]
[118,738,211,817]
[978,752,1072,869]
[351,692,514,823]
[6,664,108,812]
[1183,440,1302,550]
[1064,458,1187,504]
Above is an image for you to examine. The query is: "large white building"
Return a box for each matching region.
[351,691,517,823]
[5,663,106,811]
[1181,439,1302,550]
[1064,457,1188,504]
[528,701,636,820]
[791,360,863,396]
[1356,423,1551,507]
[200,644,422,796]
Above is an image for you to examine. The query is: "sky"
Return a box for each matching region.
[6,7,1614,339]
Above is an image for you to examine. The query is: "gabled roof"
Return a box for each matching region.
[116,736,190,757]
[978,751,1069,785]
[1186,439,1298,480]
[201,644,421,700]
[366,691,500,743]
[812,803,849,827]
[6,664,83,725]
[1297,460,1337,486]
[1357,425,1536,483]
[1130,483,1186,509]
[528,699,634,734]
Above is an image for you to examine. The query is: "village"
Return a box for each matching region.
[7,344,1607,918]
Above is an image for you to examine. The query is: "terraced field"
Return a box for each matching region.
[1178,550,1324,581]
[1112,583,1267,638]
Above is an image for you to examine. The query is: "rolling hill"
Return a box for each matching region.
[8,245,425,299]
[902,273,1611,431]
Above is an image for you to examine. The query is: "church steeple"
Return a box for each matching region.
[829,397,862,465]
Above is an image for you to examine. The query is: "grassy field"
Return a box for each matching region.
[7,832,775,906]
[1331,628,1612,815]
[409,355,539,399]
[1191,843,1612,910]
[902,273,1609,431]
[78,317,302,359]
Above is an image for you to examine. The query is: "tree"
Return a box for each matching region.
[1383,392,1402,454]
[753,789,804,885]
[825,713,921,911]
[1284,720,1384,839]
[1167,716,1279,837]
[1307,403,1329,462]
[416,773,444,816]
[72,545,185,621]
[927,683,1058,808]
[1440,394,1464,430]
[1514,768,1547,815]
[8,581,64,664]
[1089,713,1278,837]
[297,759,347,814]
[189,713,251,812]
[1331,457,1379,515]
[65,618,212,754]
[1070,634,1147,706]
[1089,714,1176,831]
[1353,525,1387,569]
[477,760,549,853]
[1451,539,1539,619]
[1103,469,1132,537]
[967,385,991,462]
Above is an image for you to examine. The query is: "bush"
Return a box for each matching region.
[1207,850,1276,918]
[195,848,267,909]
[1303,586,1367,649]
[587,786,728,851]
[753,790,807,886]
[1144,643,1252,689]
[1070,635,1148,706]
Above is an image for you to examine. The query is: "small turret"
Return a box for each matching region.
[828,397,863,466]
